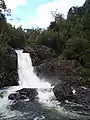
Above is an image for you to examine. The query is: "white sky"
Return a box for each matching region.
[6,0,86,28]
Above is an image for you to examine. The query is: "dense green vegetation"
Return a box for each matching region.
[0,0,90,85]
[24,0,90,66]
[0,0,18,87]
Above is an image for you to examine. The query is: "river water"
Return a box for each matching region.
[0,50,90,120]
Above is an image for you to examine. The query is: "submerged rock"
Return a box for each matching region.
[8,88,38,101]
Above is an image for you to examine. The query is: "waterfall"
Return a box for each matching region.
[15,50,55,107]
[15,50,51,88]
[0,50,87,120]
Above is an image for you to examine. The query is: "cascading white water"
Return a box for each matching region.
[15,50,51,88]
[15,50,55,107]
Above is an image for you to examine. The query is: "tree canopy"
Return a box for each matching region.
[0,0,90,70]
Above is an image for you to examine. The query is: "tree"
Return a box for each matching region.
[0,0,7,32]
[6,25,26,48]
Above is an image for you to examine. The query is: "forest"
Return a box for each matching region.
[0,0,90,85]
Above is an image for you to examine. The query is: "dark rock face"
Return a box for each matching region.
[0,46,18,88]
[6,71,18,86]
[24,45,56,66]
[35,59,76,77]
[53,82,73,102]
[35,58,80,86]
[8,93,21,100]
[8,88,38,101]
[0,71,18,88]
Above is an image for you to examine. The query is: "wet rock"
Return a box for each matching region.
[8,88,38,101]
[20,95,27,100]
[53,82,73,102]
[8,93,21,100]
[8,93,16,100]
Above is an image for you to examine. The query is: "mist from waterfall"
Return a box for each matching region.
[15,50,51,88]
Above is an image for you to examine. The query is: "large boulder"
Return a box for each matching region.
[0,46,18,88]
[24,45,56,66]
[8,88,38,101]
[53,82,73,102]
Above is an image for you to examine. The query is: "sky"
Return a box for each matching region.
[5,0,86,29]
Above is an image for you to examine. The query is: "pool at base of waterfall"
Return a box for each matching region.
[0,86,90,120]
